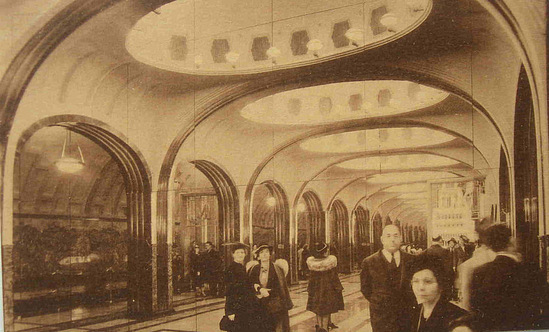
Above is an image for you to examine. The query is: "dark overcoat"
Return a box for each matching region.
[224,261,264,332]
[410,300,467,332]
[248,261,293,332]
[360,250,415,332]
[471,255,547,331]
[306,255,344,315]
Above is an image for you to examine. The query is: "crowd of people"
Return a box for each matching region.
[183,241,224,297]
[360,223,547,332]
[221,241,344,332]
[189,220,547,332]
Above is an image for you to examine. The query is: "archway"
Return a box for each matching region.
[514,66,540,266]
[252,181,290,263]
[297,191,325,248]
[353,206,370,267]
[9,116,152,326]
[295,190,325,281]
[168,160,239,302]
[329,200,351,273]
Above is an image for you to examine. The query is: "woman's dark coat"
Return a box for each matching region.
[410,300,468,332]
[224,261,263,332]
[306,255,344,315]
[248,260,293,332]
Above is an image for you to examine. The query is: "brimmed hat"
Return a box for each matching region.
[254,243,273,254]
[224,242,249,252]
[312,242,329,258]
[314,242,328,253]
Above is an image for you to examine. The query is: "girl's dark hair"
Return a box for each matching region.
[448,313,479,332]
[409,253,452,299]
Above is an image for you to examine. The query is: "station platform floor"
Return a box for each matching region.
[14,273,373,332]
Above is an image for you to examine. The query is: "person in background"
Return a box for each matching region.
[409,254,468,332]
[190,242,205,296]
[224,242,265,332]
[425,235,453,278]
[203,241,223,297]
[459,235,475,261]
[306,242,344,332]
[448,238,466,272]
[172,245,183,294]
[247,244,293,332]
[252,244,258,261]
[470,223,547,331]
[297,244,310,280]
[360,224,415,332]
[455,218,496,310]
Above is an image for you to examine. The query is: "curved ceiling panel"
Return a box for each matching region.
[397,192,427,199]
[127,0,432,75]
[367,171,458,184]
[336,153,458,170]
[300,127,455,153]
[383,183,428,192]
[241,81,449,125]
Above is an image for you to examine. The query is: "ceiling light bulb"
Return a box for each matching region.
[344,28,364,46]
[266,46,281,59]
[307,39,323,57]
[405,0,425,12]
[225,51,240,64]
[56,129,85,174]
[55,157,84,173]
[380,13,399,31]
[194,55,203,67]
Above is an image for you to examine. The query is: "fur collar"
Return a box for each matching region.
[306,255,337,271]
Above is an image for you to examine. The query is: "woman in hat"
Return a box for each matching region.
[306,242,344,332]
[409,253,468,332]
[223,242,264,332]
[247,244,293,332]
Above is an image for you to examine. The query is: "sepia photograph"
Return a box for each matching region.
[0,0,547,331]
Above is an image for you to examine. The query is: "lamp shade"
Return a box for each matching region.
[55,129,85,174]
[225,51,240,63]
[380,13,398,30]
[306,39,323,52]
[266,46,281,59]
[344,28,364,43]
[55,157,85,173]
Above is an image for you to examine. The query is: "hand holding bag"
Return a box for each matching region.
[219,315,236,331]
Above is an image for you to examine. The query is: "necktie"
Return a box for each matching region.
[390,253,398,269]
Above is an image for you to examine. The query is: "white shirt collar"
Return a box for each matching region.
[382,249,401,267]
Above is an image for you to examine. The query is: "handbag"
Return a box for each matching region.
[219,315,236,331]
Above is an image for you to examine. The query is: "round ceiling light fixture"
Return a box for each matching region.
[345,28,364,47]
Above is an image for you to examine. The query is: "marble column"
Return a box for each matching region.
[2,245,14,332]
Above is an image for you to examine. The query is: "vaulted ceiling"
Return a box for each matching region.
[10,0,524,228]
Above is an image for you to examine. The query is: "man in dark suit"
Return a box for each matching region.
[360,224,414,332]
[470,223,547,331]
[425,235,453,277]
[203,241,222,296]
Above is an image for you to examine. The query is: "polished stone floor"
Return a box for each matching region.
[15,273,374,332]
